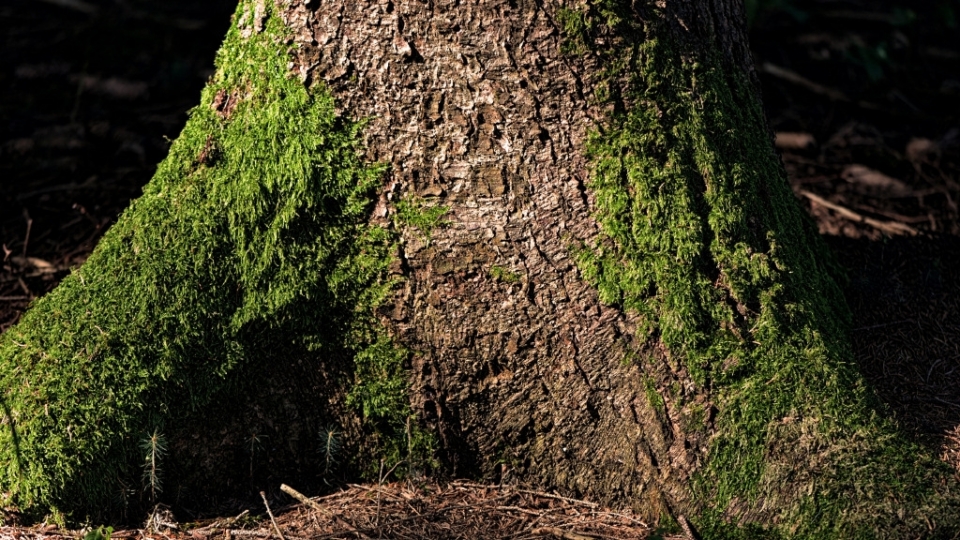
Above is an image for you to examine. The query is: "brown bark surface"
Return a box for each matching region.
[276,0,756,519]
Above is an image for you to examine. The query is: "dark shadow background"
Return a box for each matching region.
[745,0,960,462]
[1,0,236,330]
[2,0,960,518]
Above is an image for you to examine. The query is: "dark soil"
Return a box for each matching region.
[2,0,960,530]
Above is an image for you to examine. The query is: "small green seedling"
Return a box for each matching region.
[319,426,341,475]
[140,430,166,504]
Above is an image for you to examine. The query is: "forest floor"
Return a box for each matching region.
[0,481,672,540]
[2,0,960,538]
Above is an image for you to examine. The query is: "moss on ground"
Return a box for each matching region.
[0,0,427,521]
[562,1,960,537]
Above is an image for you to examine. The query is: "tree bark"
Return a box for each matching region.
[1,0,959,536]
[281,0,716,515]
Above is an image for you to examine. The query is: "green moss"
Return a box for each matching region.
[556,3,631,56]
[393,196,449,240]
[567,2,960,537]
[82,525,114,540]
[649,513,682,540]
[0,0,429,520]
[643,376,665,415]
[684,403,706,433]
[556,7,594,55]
[346,335,437,477]
[489,265,521,283]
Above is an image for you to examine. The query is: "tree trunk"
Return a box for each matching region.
[1,0,958,536]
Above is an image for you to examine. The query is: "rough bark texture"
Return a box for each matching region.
[277,0,755,520]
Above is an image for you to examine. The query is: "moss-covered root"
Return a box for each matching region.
[567,2,960,538]
[0,0,409,520]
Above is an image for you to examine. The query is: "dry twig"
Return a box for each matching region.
[280,484,369,539]
[260,491,285,540]
[799,190,919,236]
